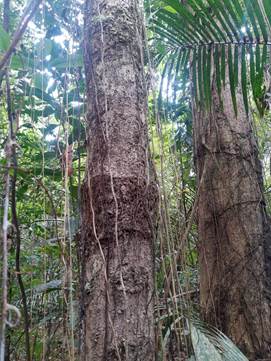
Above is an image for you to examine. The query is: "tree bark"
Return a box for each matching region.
[193,52,271,360]
[80,1,158,360]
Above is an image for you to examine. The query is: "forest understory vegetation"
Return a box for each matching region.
[0,0,271,360]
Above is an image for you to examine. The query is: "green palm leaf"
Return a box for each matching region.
[191,318,249,361]
[151,0,271,116]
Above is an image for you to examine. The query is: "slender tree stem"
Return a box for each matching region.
[6,73,32,361]
[0,3,11,359]
[0,144,11,361]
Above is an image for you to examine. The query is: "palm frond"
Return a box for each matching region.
[161,314,249,360]
[150,0,271,116]
[191,318,249,361]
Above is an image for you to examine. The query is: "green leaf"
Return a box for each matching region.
[164,0,210,43]
[186,0,218,42]
[244,0,261,41]
[153,23,185,47]
[192,49,198,105]
[164,49,177,113]
[173,48,189,102]
[49,52,83,69]
[228,45,237,115]
[234,44,239,88]
[19,81,61,118]
[221,44,226,87]
[10,55,24,69]
[261,43,268,83]
[152,0,270,117]
[263,0,271,29]
[0,25,10,51]
[163,0,182,13]
[214,45,222,102]
[241,45,249,115]
[197,46,204,107]
[221,0,243,37]
[156,10,197,44]
[191,318,249,361]
[203,46,212,110]
[164,5,177,14]
[191,324,224,361]
[205,0,234,42]
[190,0,226,42]
[249,45,263,115]
[215,0,240,41]
[255,44,261,75]
[251,0,269,43]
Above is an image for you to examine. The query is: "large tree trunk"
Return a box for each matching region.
[80,1,158,360]
[193,56,271,360]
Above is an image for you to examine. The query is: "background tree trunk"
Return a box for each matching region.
[80,0,158,360]
[193,58,271,360]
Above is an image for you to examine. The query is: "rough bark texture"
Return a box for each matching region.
[193,65,271,360]
[80,1,158,360]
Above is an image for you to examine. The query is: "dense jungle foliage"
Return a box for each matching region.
[0,0,271,360]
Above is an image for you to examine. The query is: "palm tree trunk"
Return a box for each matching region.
[193,54,271,360]
[80,0,158,360]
